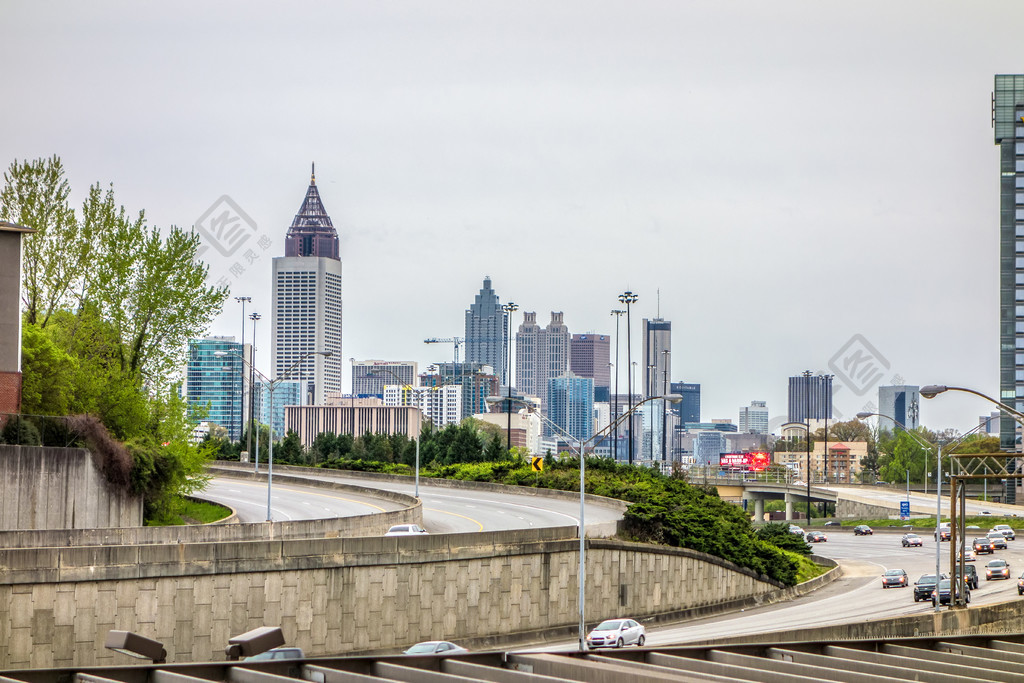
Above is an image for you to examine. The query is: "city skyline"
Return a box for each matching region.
[4,3,1021,433]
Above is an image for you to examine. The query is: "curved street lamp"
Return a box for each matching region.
[216,349,331,521]
[369,367,433,498]
[501,301,519,453]
[920,384,1024,424]
[487,391,681,652]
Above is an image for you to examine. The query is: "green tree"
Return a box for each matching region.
[484,432,506,461]
[275,430,304,464]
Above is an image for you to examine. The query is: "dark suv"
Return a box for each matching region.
[954,564,979,590]
[973,537,995,554]
[913,574,943,602]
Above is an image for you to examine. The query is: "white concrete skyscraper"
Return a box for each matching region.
[271,165,343,404]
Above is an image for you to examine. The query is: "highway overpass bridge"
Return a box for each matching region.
[702,477,840,520]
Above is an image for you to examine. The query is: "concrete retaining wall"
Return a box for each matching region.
[0,527,784,668]
[0,446,142,530]
[836,498,900,519]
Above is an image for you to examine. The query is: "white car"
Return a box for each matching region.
[992,524,1016,541]
[403,641,468,655]
[385,524,429,537]
[586,618,646,648]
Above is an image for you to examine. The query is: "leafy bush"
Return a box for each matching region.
[755,522,811,555]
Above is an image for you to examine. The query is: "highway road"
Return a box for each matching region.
[830,484,1023,517]
[201,471,625,533]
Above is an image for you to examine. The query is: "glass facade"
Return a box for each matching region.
[547,373,594,443]
[186,338,245,441]
[995,76,1024,469]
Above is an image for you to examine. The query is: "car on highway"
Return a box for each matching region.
[957,548,976,563]
[913,574,944,602]
[935,526,951,542]
[853,525,873,536]
[901,533,923,547]
[1017,572,1024,595]
[986,531,1008,550]
[245,647,305,660]
[932,578,971,606]
[980,511,993,516]
[986,558,1011,581]
[824,521,841,527]
[955,564,979,590]
[992,524,1016,541]
[881,568,909,589]
[586,618,646,648]
[788,525,805,536]
[403,641,469,655]
[385,524,429,537]
[805,531,827,543]
[973,537,995,554]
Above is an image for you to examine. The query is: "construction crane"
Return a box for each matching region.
[424,337,464,368]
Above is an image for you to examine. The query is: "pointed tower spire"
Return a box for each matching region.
[284,165,339,260]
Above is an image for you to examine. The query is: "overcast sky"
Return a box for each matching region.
[3,1,1022,433]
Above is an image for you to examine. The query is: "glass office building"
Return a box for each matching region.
[547,373,594,443]
[186,337,246,441]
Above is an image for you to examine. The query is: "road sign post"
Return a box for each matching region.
[900,500,910,520]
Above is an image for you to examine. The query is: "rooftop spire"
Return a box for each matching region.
[284,165,340,260]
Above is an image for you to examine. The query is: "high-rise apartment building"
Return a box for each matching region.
[738,400,769,434]
[516,312,570,412]
[464,277,508,385]
[547,372,593,442]
[351,360,418,397]
[994,75,1024,457]
[383,384,462,428]
[570,333,610,401]
[877,385,920,431]
[271,166,343,404]
[642,318,671,398]
[788,374,833,422]
[186,337,249,441]
[670,381,700,423]
[428,361,499,419]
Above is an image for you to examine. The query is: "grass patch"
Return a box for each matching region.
[145,497,231,526]
[787,550,830,583]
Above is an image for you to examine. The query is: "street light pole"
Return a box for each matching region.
[217,349,331,521]
[804,370,812,522]
[502,302,519,453]
[249,312,261,470]
[234,296,250,445]
[370,367,430,498]
[618,292,638,464]
[486,391,681,652]
[611,310,625,460]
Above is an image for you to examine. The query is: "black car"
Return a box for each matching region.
[854,525,873,536]
[913,574,943,602]
[881,568,909,589]
[986,532,1008,550]
[932,578,971,606]
[955,564,979,590]
[973,537,995,554]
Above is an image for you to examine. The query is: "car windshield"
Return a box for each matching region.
[906,534,919,539]
[884,570,903,576]
[989,560,1007,567]
[918,575,938,583]
[996,525,1010,530]
[405,642,439,654]
[938,579,951,589]
[975,538,990,543]
[595,620,623,631]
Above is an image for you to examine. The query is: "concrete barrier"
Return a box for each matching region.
[0,474,421,548]
[0,527,791,667]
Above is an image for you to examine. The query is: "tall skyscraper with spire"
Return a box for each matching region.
[464,277,507,384]
[271,164,343,404]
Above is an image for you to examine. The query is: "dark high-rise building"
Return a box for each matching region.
[994,75,1024,455]
[642,318,671,398]
[464,277,507,384]
[788,374,833,422]
[670,381,700,423]
[271,165,343,404]
[569,333,610,400]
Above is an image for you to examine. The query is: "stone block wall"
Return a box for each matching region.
[0,528,782,667]
[0,446,142,530]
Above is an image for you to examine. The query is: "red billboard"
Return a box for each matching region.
[719,452,770,472]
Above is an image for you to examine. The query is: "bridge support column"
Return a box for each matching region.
[754,498,764,523]
[784,493,794,522]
